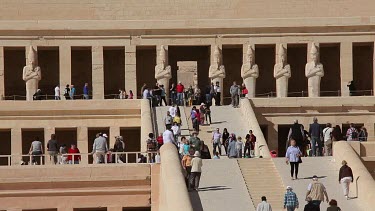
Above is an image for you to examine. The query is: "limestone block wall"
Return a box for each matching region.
[0,0,374,21]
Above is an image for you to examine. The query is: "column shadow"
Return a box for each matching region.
[189,191,204,211]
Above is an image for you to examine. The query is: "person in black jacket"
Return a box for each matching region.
[287,120,304,151]
[339,160,354,199]
[304,197,319,211]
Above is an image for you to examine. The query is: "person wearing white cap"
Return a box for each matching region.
[176,81,185,106]
[189,151,203,191]
[92,133,108,164]
[284,186,299,211]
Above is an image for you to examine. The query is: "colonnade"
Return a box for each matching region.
[0,41,371,101]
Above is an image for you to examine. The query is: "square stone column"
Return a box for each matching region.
[0,47,4,100]
[59,45,71,99]
[110,127,120,148]
[11,128,22,165]
[92,46,104,99]
[77,126,88,164]
[364,123,374,140]
[44,127,55,165]
[125,45,137,97]
[340,42,353,97]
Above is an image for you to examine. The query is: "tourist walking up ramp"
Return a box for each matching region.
[190,159,255,211]
[155,106,189,137]
[273,157,361,211]
[238,158,285,211]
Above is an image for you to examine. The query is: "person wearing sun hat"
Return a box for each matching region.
[189,151,203,191]
[284,186,299,211]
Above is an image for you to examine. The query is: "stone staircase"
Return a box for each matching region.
[238,158,285,211]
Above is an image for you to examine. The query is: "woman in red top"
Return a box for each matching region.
[67,143,81,164]
[241,83,248,97]
[157,133,164,150]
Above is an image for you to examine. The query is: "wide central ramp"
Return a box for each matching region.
[190,159,254,211]
[273,157,361,211]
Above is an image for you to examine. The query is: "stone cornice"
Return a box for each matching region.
[0,16,374,31]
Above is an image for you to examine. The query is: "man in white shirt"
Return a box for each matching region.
[54,85,60,100]
[214,81,221,106]
[168,105,177,118]
[322,123,333,156]
[256,196,272,211]
[143,88,150,99]
[163,128,176,145]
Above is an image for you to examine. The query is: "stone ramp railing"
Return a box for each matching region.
[240,99,271,158]
[159,143,193,211]
[333,141,375,211]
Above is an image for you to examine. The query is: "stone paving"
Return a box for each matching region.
[189,159,255,211]
[274,157,361,211]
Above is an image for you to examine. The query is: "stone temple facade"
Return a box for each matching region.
[0,1,375,211]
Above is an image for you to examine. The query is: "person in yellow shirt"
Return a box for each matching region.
[173,113,182,126]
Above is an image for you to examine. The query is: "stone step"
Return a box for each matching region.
[238,159,285,210]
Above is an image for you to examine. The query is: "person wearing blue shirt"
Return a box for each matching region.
[83,83,89,99]
[286,139,302,180]
[284,186,299,211]
[70,84,76,100]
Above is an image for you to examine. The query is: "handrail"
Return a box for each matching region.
[1,93,141,101]
[0,151,158,166]
[2,89,374,101]
[148,97,158,136]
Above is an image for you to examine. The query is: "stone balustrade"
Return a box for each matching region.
[159,143,193,211]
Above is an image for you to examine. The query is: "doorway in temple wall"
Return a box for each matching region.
[277,125,291,157]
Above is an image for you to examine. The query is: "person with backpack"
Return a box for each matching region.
[113,136,125,163]
[346,123,358,141]
[146,133,157,152]
[287,120,304,154]
[322,123,333,156]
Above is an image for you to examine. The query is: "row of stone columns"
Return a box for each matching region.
[0,45,138,100]
[10,126,122,165]
[0,42,366,100]
[155,42,362,99]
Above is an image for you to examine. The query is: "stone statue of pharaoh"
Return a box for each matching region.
[209,45,225,105]
[241,45,259,98]
[209,46,226,81]
[305,43,324,97]
[155,45,172,97]
[23,46,41,101]
[273,44,291,97]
